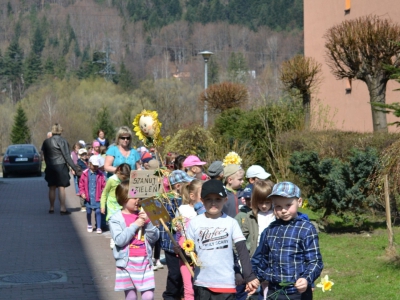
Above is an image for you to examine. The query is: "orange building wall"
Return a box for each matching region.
[304,0,400,132]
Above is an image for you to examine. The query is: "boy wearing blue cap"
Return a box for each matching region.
[251,182,323,300]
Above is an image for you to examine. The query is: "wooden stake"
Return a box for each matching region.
[384,175,394,248]
[159,217,194,277]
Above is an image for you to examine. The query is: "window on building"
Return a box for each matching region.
[345,78,352,94]
[345,0,351,13]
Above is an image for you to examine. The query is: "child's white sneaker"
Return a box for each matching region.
[87,225,93,233]
[96,228,102,234]
[154,261,163,270]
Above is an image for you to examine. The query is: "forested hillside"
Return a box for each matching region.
[109,0,303,31]
[0,0,303,151]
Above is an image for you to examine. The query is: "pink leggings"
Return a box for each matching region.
[179,260,194,300]
[125,289,154,300]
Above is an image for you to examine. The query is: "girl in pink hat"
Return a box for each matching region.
[92,140,101,155]
[183,155,207,180]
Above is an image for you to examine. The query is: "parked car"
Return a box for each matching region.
[2,144,42,178]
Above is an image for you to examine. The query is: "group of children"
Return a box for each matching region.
[70,146,324,300]
[110,153,323,300]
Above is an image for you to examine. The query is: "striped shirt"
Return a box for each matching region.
[251,216,323,295]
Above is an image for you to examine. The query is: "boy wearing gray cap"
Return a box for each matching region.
[251,182,323,300]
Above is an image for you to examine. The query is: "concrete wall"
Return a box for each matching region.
[304,0,400,132]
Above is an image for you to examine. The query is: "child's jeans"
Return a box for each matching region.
[86,207,101,229]
[179,259,194,300]
[73,175,79,194]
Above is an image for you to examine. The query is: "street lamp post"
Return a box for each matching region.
[199,51,213,129]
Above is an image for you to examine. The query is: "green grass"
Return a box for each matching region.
[299,207,400,299]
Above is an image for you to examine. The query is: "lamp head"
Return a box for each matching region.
[199,51,214,62]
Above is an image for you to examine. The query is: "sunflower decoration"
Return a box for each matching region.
[181,239,200,266]
[316,275,334,292]
[132,110,163,147]
[182,239,195,252]
[222,152,242,166]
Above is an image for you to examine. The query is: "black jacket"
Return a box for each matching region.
[42,135,77,172]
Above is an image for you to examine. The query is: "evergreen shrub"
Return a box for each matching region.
[289,147,379,220]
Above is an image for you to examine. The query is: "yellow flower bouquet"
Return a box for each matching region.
[222,151,242,166]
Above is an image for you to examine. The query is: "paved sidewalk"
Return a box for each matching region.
[0,176,168,300]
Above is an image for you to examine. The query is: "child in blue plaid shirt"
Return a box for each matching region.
[251,182,323,300]
[159,170,194,300]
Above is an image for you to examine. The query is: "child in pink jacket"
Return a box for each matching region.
[79,155,106,233]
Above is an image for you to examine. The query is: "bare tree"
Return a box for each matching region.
[199,81,248,113]
[324,15,400,132]
[280,55,322,128]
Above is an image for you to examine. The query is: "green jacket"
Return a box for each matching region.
[234,205,251,226]
[235,207,259,257]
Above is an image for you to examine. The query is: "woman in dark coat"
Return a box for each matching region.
[41,123,78,215]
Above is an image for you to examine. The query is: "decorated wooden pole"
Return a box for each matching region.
[131,110,194,277]
[158,217,194,277]
[139,196,194,278]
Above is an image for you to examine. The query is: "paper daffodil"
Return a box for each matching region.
[316,275,334,292]
[222,151,242,166]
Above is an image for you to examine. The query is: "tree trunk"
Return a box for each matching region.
[303,92,310,129]
[366,76,388,132]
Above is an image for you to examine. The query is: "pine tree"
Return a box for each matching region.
[7,1,13,16]
[54,56,66,79]
[10,105,31,144]
[32,26,45,56]
[24,52,42,87]
[92,106,115,140]
[4,39,24,82]
[43,57,55,75]
[3,38,24,101]
[118,62,134,92]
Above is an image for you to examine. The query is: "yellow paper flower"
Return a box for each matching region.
[302,199,309,209]
[182,239,195,252]
[132,110,162,145]
[222,152,242,166]
[172,216,184,231]
[316,275,334,292]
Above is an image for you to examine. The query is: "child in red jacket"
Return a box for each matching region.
[79,155,106,233]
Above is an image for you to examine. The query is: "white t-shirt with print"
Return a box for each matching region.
[186,213,245,289]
